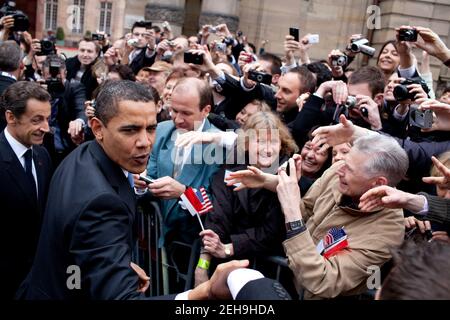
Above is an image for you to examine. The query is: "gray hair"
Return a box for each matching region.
[353,134,408,186]
[0,40,22,72]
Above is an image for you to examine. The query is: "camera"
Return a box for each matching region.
[0,1,29,32]
[127,38,139,47]
[215,42,227,53]
[398,28,418,42]
[184,51,203,65]
[409,105,433,129]
[248,70,272,85]
[350,38,375,57]
[45,56,64,94]
[208,26,217,34]
[330,54,348,67]
[306,34,319,44]
[393,77,429,102]
[333,96,368,123]
[92,33,105,41]
[36,39,55,56]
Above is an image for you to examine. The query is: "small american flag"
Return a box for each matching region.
[180,187,213,217]
[322,227,348,259]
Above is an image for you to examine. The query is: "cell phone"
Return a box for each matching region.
[184,51,204,65]
[289,27,300,42]
[139,175,155,184]
[307,34,319,44]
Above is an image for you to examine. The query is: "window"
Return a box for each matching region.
[44,0,58,31]
[71,0,85,34]
[99,2,113,34]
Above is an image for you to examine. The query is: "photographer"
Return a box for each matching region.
[65,38,100,99]
[92,30,111,55]
[122,21,157,74]
[22,36,55,82]
[0,1,29,42]
[41,54,87,166]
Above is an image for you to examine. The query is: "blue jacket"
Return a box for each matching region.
[147,119,223,246]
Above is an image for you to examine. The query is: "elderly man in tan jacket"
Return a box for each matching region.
[228,134,407,299]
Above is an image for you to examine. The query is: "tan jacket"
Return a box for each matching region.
[283,162,404,299]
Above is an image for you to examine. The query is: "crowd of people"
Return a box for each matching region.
[1,11,450,300]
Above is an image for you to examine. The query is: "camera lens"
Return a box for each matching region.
[393,85,410,101]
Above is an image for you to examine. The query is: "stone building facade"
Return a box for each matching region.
[27,0,450,89]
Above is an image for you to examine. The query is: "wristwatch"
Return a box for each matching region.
[224,244,232,258]
[285,219,305,232]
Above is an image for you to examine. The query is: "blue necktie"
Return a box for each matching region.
[127,172,135,188]
[24,149,37,195]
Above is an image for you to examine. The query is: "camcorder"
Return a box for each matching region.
[248,70,272,85]
[333,96,368,123]
[184,51,203,65]
[36,38,55,56]
[92,33,105,41]
[398,28,418,42]
[46,58,64,94]
[349,38,375,57]
[330,54,348,67]
[0,1,29,32]
[393,77,429,102]
[409,104,433,129]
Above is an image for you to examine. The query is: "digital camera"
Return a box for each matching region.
[248,70,272,85]
[398,28,418,42]
[393,77,429,102]
[92,33,105,41]
[36,39,55,56]
[330,55,348,67]
[409,105,433,129]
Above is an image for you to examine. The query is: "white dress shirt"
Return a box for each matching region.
[4,127,39,196]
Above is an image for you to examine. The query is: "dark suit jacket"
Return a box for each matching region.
[0,75,16,131]
[0,131,52,299]
[129,49,156,75]
[18,140,174,300]
[236,278,291,300]
[65,56,99,99]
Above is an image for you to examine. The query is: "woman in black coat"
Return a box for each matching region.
[195,111,298,286]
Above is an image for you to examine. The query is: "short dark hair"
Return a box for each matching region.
[379,240,450,300]
[305,62,333,88]
[1,81,51,118]
[151,25,161,33]
[173,77,212,111]
[132,21,147,33]
[441,86,450,96]
[94,80,154,125]
[108,64,136,81]
[288,66,317,94]
[259,52,282,76]
[0,40,22,72]
[348,66,385,97]
[78,38,101,53]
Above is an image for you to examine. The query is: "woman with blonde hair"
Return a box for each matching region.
[193,111,297,288]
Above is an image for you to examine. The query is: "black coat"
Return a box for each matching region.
[65,56,98,99]
[129,49,156,75]
[18,141,174,300]
[0,131,52,299]
[205,164,286,259]
[0,75,16,131]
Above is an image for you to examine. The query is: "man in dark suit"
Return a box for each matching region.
[17,80,257,300]
[125,21,156,74]
[0,81,53,299]
[0,40,22,131]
